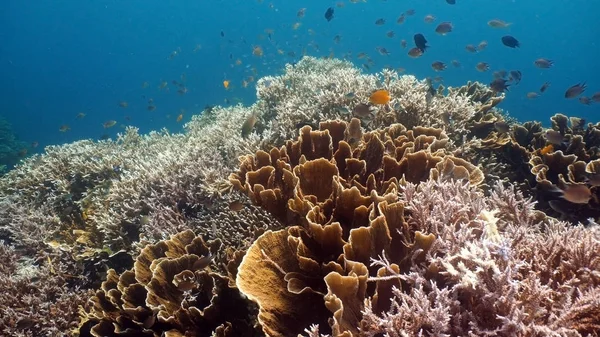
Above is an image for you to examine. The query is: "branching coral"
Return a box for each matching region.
[0,241,93,337]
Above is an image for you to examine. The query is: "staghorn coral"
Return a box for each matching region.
[0,241,93,337]
[79,229,261,337]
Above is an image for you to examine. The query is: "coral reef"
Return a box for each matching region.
[0,56,599,336]
[79,230,261,337]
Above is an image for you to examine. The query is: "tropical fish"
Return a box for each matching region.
[435,22,453,35]
[424,15,436,23]
[103,120,117,128]
[375,18,386,25]
[476,62,490,72]
[59,124,71,132]
[408,47,423,58]
[540,82,551,93]
[431,61,446,71]
[324,7,334,21]
[369,90,391,105]
[489,79,510,93]
[488,19,511,28]
[565,83,586,98]
[223,80,230,89]
[534,58,553,68]
[465,44,477,53]
[241,113,258,138]
[414,33,428,52]
[118,101,128,108]
[501,35,520,48]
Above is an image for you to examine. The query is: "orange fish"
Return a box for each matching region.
[369,90,391,105]
[540,144,554,155]
[223,80,230,90]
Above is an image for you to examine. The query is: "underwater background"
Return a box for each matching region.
[1,0,599,166]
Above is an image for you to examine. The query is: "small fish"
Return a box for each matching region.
[540,82,551,93]
[141,81,149,88]
[490,78,510,93]
[526,92,540,99]
[540,144,554,155]
[509,70,522,84]
[565,82,586,99]
[431,61,446,71]
[446,0,456,4]
[252,45,264,57]
[400,39,407,48]
[223,80,230,90]
[76,112,86,119]
[494,121,510,133]
[324,7,334,21]
[103,120,117,128]
[376,47,391,56]
[501,35,520,48]
[375,18,386,25]
[59,124,71,132]
[220,30,225,37]
[405,9,416,16]
[408,47,423,58]
[488,19,511,28]
[241,113,258,138]
[297,8,306,17]
[229,201,245,212]
[544,130,564,145]
[579,97,592,105]
[147,105,156,111]
[435,22,453,35]
[534,58,553,68]
[414,33,428,52]
[556,184,592,204]
[493,70,508,79]
[118,101,128,108]
[591,92,600,102]
[369,90,391,105]
[477,40,488,51]
[31,141,39,148]
[386,30,395,38]
[176,113,183,122]
[476,62,490,72]
[352,103,375,119]
[451,60,461,68]
[424,15,436,23]
[396,13,406,24]
[465,44,477,53]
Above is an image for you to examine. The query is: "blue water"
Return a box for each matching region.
[1,0,599,161]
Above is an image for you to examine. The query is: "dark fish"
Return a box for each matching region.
[375,18,386,25]
[509,70,522,84]
[579,97,592,105]
[490,78,510,93]
[465,44,477,53]
[501,35,520,48]
[446,0,456,3]
[592,92,600,102]
[540,81,551,93]
[220,31,225,37]
[324,7,334,21]
[414,33,428,52]
[405,9,416,16]
[565,82,586,98]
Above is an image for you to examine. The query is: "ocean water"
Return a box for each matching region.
[1,0,599,161]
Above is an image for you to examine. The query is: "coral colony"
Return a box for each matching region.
[1,57,599,336]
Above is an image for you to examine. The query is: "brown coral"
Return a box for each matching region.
[79,230,260,337]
